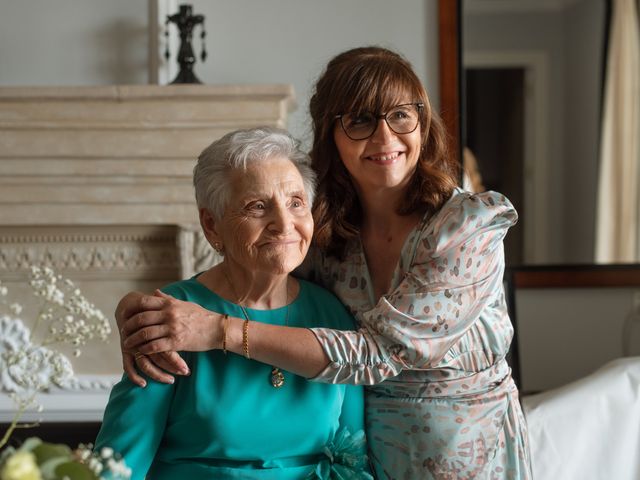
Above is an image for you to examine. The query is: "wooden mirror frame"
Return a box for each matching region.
[438,0,462,165]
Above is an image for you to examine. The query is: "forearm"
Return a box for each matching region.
[224,316,330,378]
[121,292,330,380]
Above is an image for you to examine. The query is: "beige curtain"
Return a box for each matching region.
[595,0,640,263]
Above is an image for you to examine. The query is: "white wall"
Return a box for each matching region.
[0,1,150,85]
[0,0,439,148]
[189,0,439,146]
[515,286,640,392]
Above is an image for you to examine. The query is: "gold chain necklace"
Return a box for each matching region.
[222,265,288,388]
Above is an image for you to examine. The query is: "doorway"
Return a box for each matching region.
[464,67,525,266]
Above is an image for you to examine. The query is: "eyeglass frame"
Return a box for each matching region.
[334,102,425,141]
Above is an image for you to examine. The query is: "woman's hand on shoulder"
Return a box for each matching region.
[115,290,221,386]
[121,290,221,353]
[115,291,186,386]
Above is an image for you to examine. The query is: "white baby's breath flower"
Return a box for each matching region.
[1,266,111,447]
[88,457,102,473]
[24,267,112,348]
[9,303,22,315]
[100,447,114,459]
[78,448,91,461]
[106,457,132,478]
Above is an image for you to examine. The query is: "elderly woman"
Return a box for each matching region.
[94,127,370,480]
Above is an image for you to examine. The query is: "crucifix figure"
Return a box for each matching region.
[165,4,206,84]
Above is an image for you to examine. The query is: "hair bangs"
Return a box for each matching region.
[338,60,424,116]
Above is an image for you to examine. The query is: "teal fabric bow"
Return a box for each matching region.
[306,428,373,480]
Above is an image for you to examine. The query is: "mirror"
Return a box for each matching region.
[460,0,607,265]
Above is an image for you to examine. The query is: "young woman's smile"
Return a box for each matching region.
[334,105,421,193]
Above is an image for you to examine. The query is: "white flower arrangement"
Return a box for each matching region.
[0,439,131,480]
[0,267,130,479]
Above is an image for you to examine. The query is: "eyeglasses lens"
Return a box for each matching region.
[341,104,420,140]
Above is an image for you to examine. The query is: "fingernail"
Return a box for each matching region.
[140,381,147,388]
[181,368,190,376]
[168,377,175,384]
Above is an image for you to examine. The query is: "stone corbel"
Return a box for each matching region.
[177,224,223,279]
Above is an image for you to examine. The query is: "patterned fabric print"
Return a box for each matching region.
[307,189,532,479]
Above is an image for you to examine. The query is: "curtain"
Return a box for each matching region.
[595,0,640,263]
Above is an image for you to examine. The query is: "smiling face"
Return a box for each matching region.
[205,156,313,277]
[333,101,423,195]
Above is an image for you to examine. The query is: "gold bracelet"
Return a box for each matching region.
[242,319,250,359]
[221,314,229,354]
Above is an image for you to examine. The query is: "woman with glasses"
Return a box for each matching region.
[117,47,532,479]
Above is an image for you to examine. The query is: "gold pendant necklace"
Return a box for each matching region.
[223,266,289,389]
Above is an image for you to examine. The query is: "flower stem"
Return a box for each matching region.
[31,307,48,339]
[0,406,25,450]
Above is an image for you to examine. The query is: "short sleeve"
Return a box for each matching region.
[309,191,517,385]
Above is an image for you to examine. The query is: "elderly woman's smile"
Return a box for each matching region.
[216,155,314,276]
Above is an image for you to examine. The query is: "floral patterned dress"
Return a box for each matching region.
[306,189,532,479]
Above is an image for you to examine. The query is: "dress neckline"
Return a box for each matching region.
[357,210,430,307]
[187,273,301,314]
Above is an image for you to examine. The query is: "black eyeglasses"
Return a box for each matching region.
[334,102,424,141]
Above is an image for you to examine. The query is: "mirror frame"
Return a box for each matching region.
[438,0,462,165]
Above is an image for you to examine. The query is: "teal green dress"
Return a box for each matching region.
[95,277,369,480]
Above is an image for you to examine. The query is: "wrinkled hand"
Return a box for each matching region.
[121,289,220,352]
[115,291,185,386]
[115,290,219,387]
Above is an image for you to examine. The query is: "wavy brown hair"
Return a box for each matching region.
[309,46,460,259]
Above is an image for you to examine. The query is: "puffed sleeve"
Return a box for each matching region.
[309,191,517,385]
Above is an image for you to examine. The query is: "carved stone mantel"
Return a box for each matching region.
[0,84,295,421]
[0,84,295,226]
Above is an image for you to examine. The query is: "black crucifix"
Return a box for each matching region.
[165,4,206,84]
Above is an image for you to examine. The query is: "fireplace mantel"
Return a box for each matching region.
[0,84,295,421]
[0,84,295,226]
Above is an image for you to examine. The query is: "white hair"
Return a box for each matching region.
[193,127,317,220]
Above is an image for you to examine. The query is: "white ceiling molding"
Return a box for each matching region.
[465,0,585,15]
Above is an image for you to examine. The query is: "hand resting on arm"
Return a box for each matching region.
[117,290,330,386]
[116,291,195,386]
